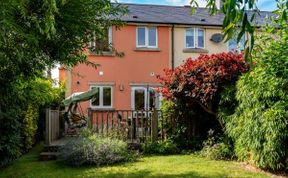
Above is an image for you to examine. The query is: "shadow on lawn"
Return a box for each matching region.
[86,171,229,178]
[65,164,230,178]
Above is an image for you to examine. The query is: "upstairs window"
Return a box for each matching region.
[89,27,112,53]
[185,28,205,49]
[90,86,113,109]
[228,34,245,53]
[136,27,157,48]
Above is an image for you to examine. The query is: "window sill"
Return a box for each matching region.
[134,47,161,52]
[89,107,115,111]
[89,51,115,56]
[183,48,209,53]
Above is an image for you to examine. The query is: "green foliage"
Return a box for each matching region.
[200,130,235,160]
[201,142,234,160]
[0,0,125,167]
[0,78,63,167]
[160,100,176,124]
[160,100,204,150]
[158,53,247,150]
[226,24,288,170]
[142,139,179,155]
[0,0,126,85]
[22,105,39,152]
[0,109,22,167]
[59,129,136,167]
[217,85,238,128]
[22,78,60,151]
[191,0,288,63]
[160,100,178,139]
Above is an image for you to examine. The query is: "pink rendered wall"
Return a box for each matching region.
[70,25,170,112]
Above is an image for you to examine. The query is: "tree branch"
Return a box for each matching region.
[193,99,217,116]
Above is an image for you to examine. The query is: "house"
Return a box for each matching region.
[60,3,272,113]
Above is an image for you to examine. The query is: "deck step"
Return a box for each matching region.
[43,145,62,152]
[40,152,60,160]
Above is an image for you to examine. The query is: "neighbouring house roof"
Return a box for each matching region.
[117,3,274,27]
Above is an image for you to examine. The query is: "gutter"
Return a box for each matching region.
[125,21,223,27]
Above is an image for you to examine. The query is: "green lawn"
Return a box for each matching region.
[0,144,271,178]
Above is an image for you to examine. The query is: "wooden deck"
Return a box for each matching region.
[42,109,163,160]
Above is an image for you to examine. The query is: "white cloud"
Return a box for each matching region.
[165,0,185,5]
[194,0,207,7]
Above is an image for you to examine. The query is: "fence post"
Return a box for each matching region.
[45,108,51,145]
[87,108,92,130]
[151,109,158,142]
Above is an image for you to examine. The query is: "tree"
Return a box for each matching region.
[0,0,126,86]
[0,0,126,167]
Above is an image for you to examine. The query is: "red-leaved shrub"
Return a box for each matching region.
[157,52,248,114]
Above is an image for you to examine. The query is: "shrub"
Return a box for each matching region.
[59,130,136,167]
[226,25,288,170]
[0,109,22,167]
[142,139,179,155]
[22,105,39,152]
[157,53,248,149]
[158,52,248,115]
[201,143,234,160]
[0,78,63,167]
[200,130,234,160]
[160,100,185,146]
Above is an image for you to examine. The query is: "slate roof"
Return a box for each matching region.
[117,3,274,27]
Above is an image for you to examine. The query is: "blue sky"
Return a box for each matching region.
[117,0,277,11]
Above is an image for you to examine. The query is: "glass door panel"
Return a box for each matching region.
[134,88,146,110]
[132,87,160,110]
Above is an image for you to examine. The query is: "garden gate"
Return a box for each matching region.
[45,109,64,145]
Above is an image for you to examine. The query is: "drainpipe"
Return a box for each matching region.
[171,24,175,69]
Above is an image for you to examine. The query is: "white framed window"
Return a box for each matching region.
[89,27,112,52]
[136,27,158,48]
[185,28,205,49]
[90,86,113,109]
[228,33,245,53]
[131,87,161,110]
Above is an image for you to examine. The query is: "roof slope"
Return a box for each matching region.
[117,3,274,26]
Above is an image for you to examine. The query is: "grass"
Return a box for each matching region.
[0,144,271,178]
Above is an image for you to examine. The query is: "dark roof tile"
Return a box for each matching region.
[116,3,274,26]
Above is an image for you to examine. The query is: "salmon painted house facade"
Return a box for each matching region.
[60,3,271,113]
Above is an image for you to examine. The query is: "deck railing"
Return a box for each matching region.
[45,108,164,145]
[88,109,163,143]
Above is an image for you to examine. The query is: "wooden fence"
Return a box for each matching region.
[88,109,163,143]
